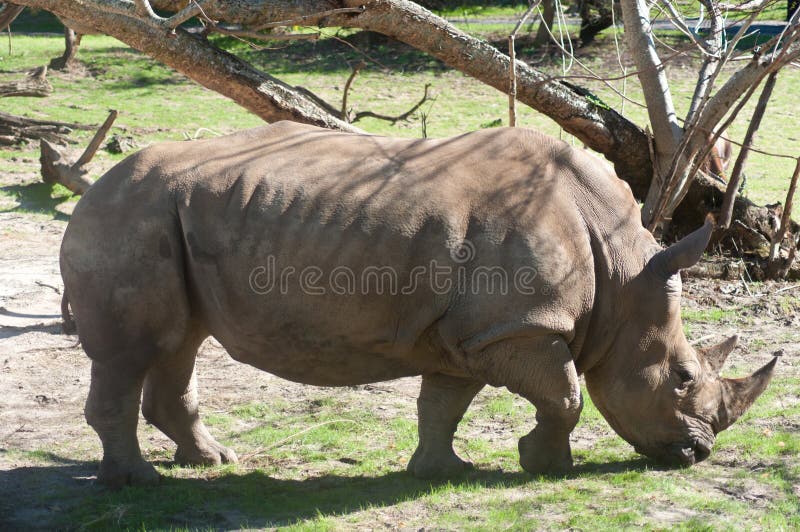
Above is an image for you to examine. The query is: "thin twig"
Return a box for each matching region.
[768,157,800,268]
[658,0,716,56]
[353,84,433,124]
[341,61,366,122]
[507,1,541,127]
[252,7,366,31]
[776,283,800,294]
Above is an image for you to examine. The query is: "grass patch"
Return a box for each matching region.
[4,381,798,530]
[682,307,739,323]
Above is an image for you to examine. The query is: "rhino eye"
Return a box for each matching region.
[674,368,695,389]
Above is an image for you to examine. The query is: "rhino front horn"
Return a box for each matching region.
[718,357,778,431]
[699,334,738,373]
[649,217,714,278]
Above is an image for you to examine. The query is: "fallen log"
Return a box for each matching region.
[40,110,117,194]
[0,66,52,98]
[0,110,93,145]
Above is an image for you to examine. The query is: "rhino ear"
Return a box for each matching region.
[699,335,738,374]
[718,357,778,431]
[648,217,714,278]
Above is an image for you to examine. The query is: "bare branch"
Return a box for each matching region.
[719,72,778,228]
[342,61,365,122]
[621,0,684,227]
[685,0,724,125]
[353,84,432,124]
[657,0,713,56]
[768,157,800,276]
[75,109,117,168]
[134,0,161,20]
[0,3,24,32]
[164,0,210,30]
[719,0,771,11]
[509,0,541,127]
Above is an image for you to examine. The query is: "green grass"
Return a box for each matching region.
[681,307,739,323]
[4,378,796,530]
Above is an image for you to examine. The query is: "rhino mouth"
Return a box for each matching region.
[636,438,713,467]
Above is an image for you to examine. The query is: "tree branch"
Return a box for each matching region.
[719,72,777,228]
[352,83,431,124]
[131,0,652,192]
[620,0,683,227]
[0,3,24,32]
[12,0,361,133]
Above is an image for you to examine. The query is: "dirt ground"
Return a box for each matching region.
[0,180,798,528]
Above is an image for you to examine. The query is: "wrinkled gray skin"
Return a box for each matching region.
[60,122,776,488]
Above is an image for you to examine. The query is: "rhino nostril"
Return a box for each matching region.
[694,441,711,462]
[679,447,695,464]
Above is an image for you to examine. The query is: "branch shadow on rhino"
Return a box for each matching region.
[2,451,668,529]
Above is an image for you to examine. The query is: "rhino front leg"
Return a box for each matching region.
[469,335,582,475]
[408,373,484,479]
[142,331,237,467]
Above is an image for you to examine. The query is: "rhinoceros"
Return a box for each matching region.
[60,122,776,487]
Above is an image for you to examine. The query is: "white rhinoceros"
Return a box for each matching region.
[60,122,776,487]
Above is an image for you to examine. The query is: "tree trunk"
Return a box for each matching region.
[534,0,555,46]
[48,27,79,70]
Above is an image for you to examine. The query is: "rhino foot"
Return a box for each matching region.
[97,458,160,489]
[518,428,573,475]
[175,441,238,467]
[407,446,472,479]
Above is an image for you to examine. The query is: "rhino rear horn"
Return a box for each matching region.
[649,218,714,278]
[718,357,778,431]
[699,334,738,373]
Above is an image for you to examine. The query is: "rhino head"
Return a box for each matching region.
[585,219,777,466]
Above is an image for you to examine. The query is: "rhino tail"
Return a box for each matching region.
[61,288,77,335]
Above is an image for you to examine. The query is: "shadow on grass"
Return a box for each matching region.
[0,183,74,221]
[0,451,658,530]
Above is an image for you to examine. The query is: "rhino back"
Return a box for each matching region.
[66,122,639,384]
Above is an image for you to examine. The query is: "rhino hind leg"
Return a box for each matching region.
[85,359,160,488]
[141,327,237,467]
[468,335,582,475]
[407,373,484,479]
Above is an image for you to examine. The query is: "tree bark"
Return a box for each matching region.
[534,0,554,46]
[0,3,24,32]
[12,0,360,133]
[620,0,682,228]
